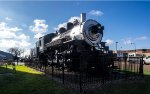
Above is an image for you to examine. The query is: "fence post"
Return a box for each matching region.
[52,58,54,78]
[137,57,139,74]
[79,54,82,93]
[131,61,133,73]
[124,56,127,71]
[124,56,127,79]
[139,56,144,78]
[62,55,65,84]
[5,63,7,69]
[102,55,105,84]
[133,57,136,74]
[12,62,16,73]
[79,72,82,93]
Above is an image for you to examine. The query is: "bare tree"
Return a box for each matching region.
[8,47,24,65]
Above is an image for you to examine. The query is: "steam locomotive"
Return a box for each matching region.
[30,13,113,73]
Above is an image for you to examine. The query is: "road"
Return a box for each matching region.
[13,62,25,65]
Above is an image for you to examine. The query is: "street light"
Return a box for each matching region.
[118,46,123,57]
[131,42,136,54]
[116,42,118,54]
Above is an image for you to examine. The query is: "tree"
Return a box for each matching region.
[8,47,24,65]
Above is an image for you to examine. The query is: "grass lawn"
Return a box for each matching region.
[1,65,150,94]
[0,65,73,94]
[96,68,150,94]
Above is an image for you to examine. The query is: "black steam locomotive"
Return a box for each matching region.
[30,13,113,73]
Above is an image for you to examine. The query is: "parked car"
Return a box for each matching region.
[143,56,150,65]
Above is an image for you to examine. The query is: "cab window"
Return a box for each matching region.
[39,40,41,46]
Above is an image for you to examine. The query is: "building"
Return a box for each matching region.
[119,49,150,57]
[0,50,13,61]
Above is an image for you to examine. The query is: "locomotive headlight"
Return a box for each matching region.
[87,24,103,41]
[89,24,101,34]
[82,19,104,46]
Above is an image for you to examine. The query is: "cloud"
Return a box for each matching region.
[0,39,30,48]
[0,22,22,32]
[54,22,67,31]
[22,49,30,56]
[19,40,31,47]
[122,36,147,45]
[89,10,104,16]
[5,17,12,21]
[17,34,30,41]
[0,30,16,39]
[29,19,48,33]
[54,16,80,31]
[9,27,22,32]
[0,21,31,52]
[0,39,18,48]
[0,22,22,39]
[122,39,132,45]
[68,16,80,23]
[135,36,148,40]
[0,39,31,57]
[29,19,48,39]
[105,39,114,45]
[34,33,43,39]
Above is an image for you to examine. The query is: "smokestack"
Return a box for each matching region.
[80,13,86,23]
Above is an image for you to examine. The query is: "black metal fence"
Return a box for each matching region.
[48,56,143,93]
[114,56,144,78]
[28,53,144,94]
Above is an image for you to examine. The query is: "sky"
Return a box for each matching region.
[0,1,150,56]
